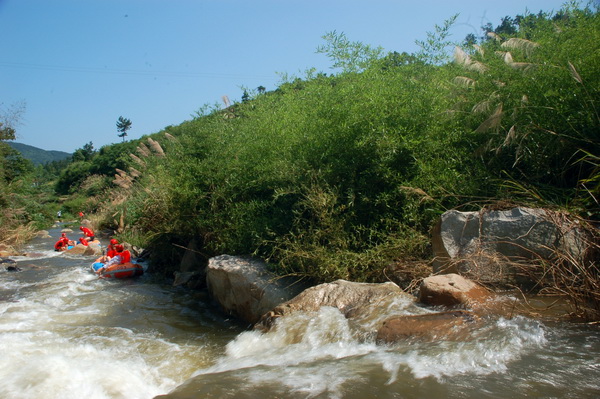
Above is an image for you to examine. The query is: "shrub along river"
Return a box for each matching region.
[1,225,599,399]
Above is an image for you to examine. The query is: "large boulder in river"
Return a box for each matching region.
[36,230,51,239]
[85,242,103,256]
[432,207,594,285]
[64,243,102,256]
[206,255,306,325]
[256,279,416,332]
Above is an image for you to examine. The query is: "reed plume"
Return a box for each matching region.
[473,44,485,57]
[475,104,504,133]
[487,32,501,42]
[130,153,146,166]
[113,172,133,189]
[147,138,165,157]
[454,76,476,88]
[501,38,540,57]
[497,51,534,71]
[568,61,583,84]
[129,167,142,178]
[399,186,433,203]
[222,95,231,108]
[472,100,492,114]
[453,46,487,73]
[136,143,151,157]
[164,132,178,142]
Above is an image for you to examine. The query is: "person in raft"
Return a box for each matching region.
[79,226,95,242]
[54,233,73,251]
[116,244,131,264]
[97,244,131,273]
[95,238,119,263]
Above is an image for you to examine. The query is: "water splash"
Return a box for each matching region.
[185,307,549,398]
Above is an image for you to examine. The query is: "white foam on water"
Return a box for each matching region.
[10,249,65,261]
[0,263,210,399]
[201,307,378,374]
[190,307,549,398]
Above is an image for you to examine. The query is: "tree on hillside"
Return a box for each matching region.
[316,30,384,73]
[0,101,25,141]
[1,101,31,183]
[116,116,132,142]
[0,122,15,141]
[415,14,458,64]
[241,90,250,103]
[72,141,95,162]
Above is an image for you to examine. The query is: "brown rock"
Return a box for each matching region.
[24,252,46,258]
[64,244,87,255]
[419,273,494,308]
[376,310,479,343]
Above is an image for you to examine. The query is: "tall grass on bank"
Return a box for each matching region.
[0,208,37,247]
[514,225,600,321]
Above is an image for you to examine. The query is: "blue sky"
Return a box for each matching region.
[1,0,572,153]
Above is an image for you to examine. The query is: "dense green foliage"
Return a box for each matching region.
[0,140,58,243]
[90,3,596,282]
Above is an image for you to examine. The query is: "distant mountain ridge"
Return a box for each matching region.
[8,142,71,165]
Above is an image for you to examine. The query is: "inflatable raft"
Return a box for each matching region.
[91,261,144,279]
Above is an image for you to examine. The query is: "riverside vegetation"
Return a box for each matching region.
[1,2,599,319]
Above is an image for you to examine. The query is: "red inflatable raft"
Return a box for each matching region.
[91,261,144,279]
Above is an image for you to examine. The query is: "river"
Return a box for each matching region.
[1,225,599,399]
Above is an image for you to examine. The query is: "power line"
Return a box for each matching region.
[0,61,278,80]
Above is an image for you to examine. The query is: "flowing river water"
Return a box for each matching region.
[1,225,599,399]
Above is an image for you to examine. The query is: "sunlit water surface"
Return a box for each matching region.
[1,226,599,399]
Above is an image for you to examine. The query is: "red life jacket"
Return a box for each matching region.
[119,250,131,264]
[81,227,94,237]
[107,245,118,258]
[79,237,89,246]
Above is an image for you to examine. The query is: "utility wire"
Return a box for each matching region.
[0,61,278,80]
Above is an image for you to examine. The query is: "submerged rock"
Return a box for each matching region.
[24,252,46,258]
[256,279,415,332]
[0,244,19,257]
[2,258,19,271]
[376,310,479,343]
